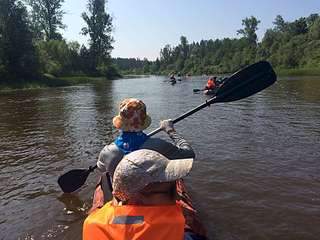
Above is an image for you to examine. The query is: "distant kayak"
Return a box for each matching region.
[193,77,228,95]
[170,79,176,85]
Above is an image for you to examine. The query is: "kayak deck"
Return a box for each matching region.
[203,88,217,95]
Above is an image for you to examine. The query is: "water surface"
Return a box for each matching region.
[0,76,320,240]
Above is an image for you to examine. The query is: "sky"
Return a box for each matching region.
[62,0,320,60]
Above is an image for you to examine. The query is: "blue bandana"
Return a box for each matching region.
[114,131,149,154]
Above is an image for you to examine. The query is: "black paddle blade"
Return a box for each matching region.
[58,169,91,193]
[215,61,277,103]
[193,89,201,92]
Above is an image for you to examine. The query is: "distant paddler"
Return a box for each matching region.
[202,76,218,95]
[169,73,176,84]
[204,76,217,91]
[170,73,176,81]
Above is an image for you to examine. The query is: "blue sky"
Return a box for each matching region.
[63,0,320,60]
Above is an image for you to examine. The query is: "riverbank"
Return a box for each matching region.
[124,67,320,78]
[122,74,151,78]
[0,74,112,91]
[1,67,320,91]
[276,67,320,76]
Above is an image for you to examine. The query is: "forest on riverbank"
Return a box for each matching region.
[120,14,320,76]
[0,0,320,89]
[0,0,119,89]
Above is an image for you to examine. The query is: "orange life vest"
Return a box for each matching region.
[206,79,216,89]
[83,201,185,240]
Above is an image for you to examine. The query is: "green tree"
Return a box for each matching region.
[309,17,320,40]
[82,0,113,74]
[142,58,150,73]
[160,44,172,65]
[258,29,281,59]
[27,0,65,40]
[273,15,287,32]
[179,36,189,60]
[0,0,39,83]
[37,40,81,76]
[306,13,319,28]
[288,17,308,36]
[237,16,261,46]
[151,58,160,73]
[0,0,9,79]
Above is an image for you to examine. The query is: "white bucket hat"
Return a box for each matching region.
[112,149,193,201]
[112,98,151,132]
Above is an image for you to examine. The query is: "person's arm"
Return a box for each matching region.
[159,119,195,159]
[94,143,124,204]
[97,143,124,178]
[161,120,193,150]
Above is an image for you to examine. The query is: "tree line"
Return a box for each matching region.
[0,0,117,86]
[122,14,320,75]
[1,1,319,88]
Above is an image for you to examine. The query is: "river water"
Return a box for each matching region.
[0,75,319,240]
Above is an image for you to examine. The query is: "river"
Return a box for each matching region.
[0,75,320,240]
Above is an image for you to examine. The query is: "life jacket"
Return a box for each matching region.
[206,79,216,89]
[83,201,185,240]
[114,131,148,154]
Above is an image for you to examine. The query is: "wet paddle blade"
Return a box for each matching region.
[215,61,277,103]
[58,169,91,193]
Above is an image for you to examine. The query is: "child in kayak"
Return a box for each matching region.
[92,98,195,204]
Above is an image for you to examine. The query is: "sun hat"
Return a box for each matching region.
[112,149,193,201]
[112,98,151,132]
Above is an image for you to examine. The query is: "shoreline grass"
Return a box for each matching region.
[0,74,110,91]
[122,74,151,78]
[1,68,320,91]
[276,68,320,77]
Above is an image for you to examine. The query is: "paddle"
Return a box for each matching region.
[193,88,205,93]
[58,166,97,193]
[148,60,276,136]
[58,60,277,193]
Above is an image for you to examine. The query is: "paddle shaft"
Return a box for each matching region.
[148,96,217,137]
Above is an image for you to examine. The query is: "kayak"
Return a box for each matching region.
[203,88,217,95]
[170,79,176,85]
[202,77,228,95]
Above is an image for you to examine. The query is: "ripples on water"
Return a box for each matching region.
[0,76,320,239]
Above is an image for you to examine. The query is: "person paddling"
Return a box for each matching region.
[170,73,176,81]
[204,76,217,91]
[83,149,207,240]
[91,98,195,208]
